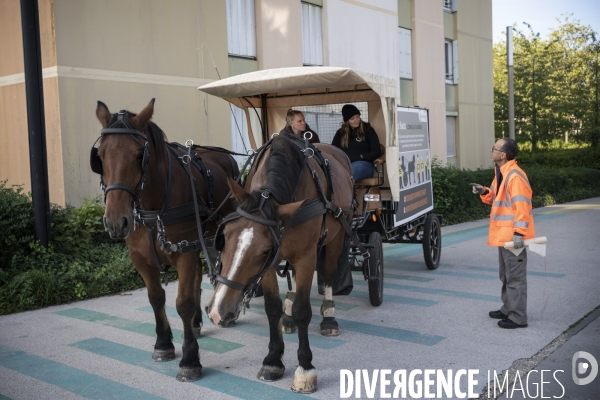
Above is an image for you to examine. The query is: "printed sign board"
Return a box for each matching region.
[394,107,434,226]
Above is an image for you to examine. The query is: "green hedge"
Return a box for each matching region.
[431,160,600,225]
[0,181,178,315]
[518,147,600,170]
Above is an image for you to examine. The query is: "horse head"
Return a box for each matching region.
[93,99,157,239]
[205,178,303,327]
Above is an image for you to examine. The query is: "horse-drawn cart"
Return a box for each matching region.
[199,67,442,307]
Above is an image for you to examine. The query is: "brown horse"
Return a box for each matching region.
[93,99,238,382]
[205,133,354,393]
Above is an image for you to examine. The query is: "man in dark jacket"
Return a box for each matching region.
[279,109,320,144]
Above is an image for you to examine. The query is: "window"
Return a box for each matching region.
[227,0,256,58]
[398,28,412,79]
[230,105,252,163]
[446,116,456,157]
[443,0,457,12]
[301,2,323,66]
[445,39,458,84]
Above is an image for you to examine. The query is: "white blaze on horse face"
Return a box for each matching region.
[213,228,254,300]
[228,227,254,280]
[211,227,254,320]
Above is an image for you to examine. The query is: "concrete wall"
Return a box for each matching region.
[0,0,64,204]
[412,0,447,164]
[1,0,232,206]
[326,0,399,80]
[455,0,494,170]
[255,0,303,69]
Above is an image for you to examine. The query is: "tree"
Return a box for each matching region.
[493,15,599,149]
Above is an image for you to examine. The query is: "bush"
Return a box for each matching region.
[518,147,600,170]
[0,184,178,315]
[431,160,600,226]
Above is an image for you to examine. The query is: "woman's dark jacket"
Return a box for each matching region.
[279,124,321,144]
[332,123,380,162]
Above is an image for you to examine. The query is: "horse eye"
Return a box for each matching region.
[136,152,144,160]
[262,248,272,255]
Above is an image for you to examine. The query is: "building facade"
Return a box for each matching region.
[0,0,493,206]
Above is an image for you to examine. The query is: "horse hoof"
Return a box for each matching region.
[257,365,285,381]
[152,347,175,362]
[281,314,297,334]
[176,366,203,382]
[291,367,317,394]
[320,317,339,337]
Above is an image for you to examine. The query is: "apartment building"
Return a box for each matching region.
[0,0,493,206]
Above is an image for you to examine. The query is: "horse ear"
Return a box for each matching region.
[228,177,249,204]
[132,98,155,128]
[275,200,306,218]
[96,101,111,128]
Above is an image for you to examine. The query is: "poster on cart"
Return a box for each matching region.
[394,107,434,227]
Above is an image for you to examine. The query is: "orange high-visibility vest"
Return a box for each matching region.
[480,160,535,246]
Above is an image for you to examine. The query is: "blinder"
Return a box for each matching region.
[90,146,103,175]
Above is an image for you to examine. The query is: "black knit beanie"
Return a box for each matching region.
[342,104,361,122]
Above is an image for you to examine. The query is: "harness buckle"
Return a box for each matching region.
[302,147,314,158]
[334,207,344,219]
[261,190,270,199]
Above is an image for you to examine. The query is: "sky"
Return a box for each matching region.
[492,0,600,43]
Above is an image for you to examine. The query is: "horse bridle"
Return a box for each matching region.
[212,189,285,307]
[90,110,150,209]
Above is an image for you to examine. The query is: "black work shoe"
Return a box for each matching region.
[489,310,508,319]
[498,318,527,329]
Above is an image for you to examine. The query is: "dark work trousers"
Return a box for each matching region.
[498,247,528,325]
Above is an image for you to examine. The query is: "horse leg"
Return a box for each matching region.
[282,266,297,334]
[290,256,318,394]
[175,252,203,382]
[319,233,345,337]
[257,268,286,382]
[192,259,203,338]
[130,252,175,362]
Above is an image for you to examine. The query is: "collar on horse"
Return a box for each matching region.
[212,189,285,308]
[90,110,150,209]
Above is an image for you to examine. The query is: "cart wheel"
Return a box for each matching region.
[367,232,384,306]
[423,214,441,270]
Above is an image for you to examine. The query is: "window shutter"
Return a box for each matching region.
[227,0,256,57]
[452,40,459,84]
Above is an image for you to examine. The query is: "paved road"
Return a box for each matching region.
[1,198,599,399]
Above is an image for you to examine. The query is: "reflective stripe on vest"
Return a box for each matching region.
[491,214,514,221]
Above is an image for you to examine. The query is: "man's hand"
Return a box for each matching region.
[469,183,488,195]
[513,235,525,249]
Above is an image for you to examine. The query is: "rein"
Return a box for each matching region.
[210,133,370,308]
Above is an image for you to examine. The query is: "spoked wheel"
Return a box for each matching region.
[423,214,441,270]
[367,232,384,306]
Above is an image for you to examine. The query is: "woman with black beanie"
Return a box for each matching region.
[332,104,381,182]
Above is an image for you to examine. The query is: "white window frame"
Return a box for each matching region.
[398,27,412,79]
[301,2,324,66]
[445,39,459,84]
[227,0,256,58]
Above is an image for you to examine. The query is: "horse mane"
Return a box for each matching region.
[102,110,168,165]
[240,134,304,217]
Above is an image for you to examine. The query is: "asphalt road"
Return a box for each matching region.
[1,198,599,400]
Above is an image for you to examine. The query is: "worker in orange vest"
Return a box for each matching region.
[471,137,535,329]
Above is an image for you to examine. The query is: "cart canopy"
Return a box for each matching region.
[198,67,400,201]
